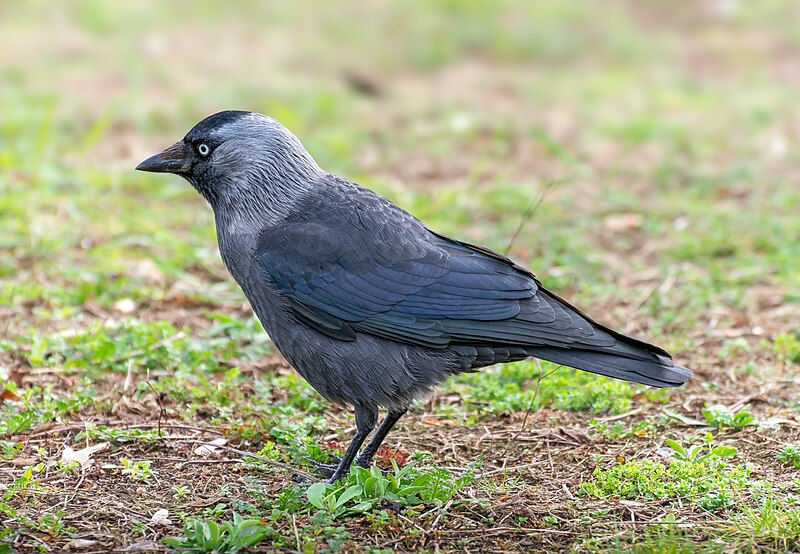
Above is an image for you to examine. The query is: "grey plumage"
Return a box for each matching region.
[137,110,692,482]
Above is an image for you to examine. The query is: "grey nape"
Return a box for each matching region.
[137,111,692,483]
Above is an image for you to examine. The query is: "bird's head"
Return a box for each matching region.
[136,111,321,214]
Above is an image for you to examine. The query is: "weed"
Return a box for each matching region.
[579,437,768,511]
[4,464,44,498]
[666,433,737,463]
[733,497,800,549]
[172,485,192,500]
[702,405,758,429]
[120,458,152,481]
[203,503,228,518]
[588,418,655,440]
[777,445,800,469]
[0,383,94,435]
[306,462,475,519]
[163,513,271,553]
[773,332,800,364]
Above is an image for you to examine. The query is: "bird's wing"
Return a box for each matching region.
[255,192,613,351]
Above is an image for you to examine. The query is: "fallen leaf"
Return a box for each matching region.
[194,438,227,457]
[150,509,172,526]
[7,364,26,387]
[603,213,643,232]
[66,538,97,549]
[113,298,137,314]
[663,409,707,427]
[61,442,109,469]
[422,417,455,426]
[10,457,37,467]
[1,388,21,404]
[126,540,159,551]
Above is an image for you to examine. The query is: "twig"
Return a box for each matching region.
[501,360,562,460]
[426,498,455,534]
[178,458,243,467]
[144,371,165,438]
[292,514,301,552]
[503,180,559,256]
[472,464,535,478]
[177,439,320,482]
[11,421,227,440]
[631,271,677,313]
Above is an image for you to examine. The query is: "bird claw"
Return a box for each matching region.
[311,462,339,480]
[291,456,344,483]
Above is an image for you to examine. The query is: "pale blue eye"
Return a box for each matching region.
[198,143,210,157]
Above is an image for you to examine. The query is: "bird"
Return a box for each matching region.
[136,110,691,482]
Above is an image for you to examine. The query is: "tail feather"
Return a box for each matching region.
[526,346,691,388]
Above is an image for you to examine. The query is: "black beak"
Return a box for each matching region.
[135,141,190,174]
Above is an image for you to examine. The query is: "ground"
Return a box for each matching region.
[2,1,800,552]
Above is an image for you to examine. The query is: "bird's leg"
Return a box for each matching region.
[355,408,407,469]
[326,404,377,483]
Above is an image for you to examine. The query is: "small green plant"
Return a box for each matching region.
[588,418,654,440]
[579,436,767,511]
[0,441,24,461]
[307,483,370,519]
[733,496,800,547]
[702,405,757,429]
[306,461,475,519]
[120,458,152,481]
[777,445,800,469]
[542,515,558,526]
[163,513,270,553]
[203,503,228,518]
[666,434,737,463]
[719,337,751,360]
[56,460,81,474]
[773,332,800,364]
[4,464,44,498]
[172,485,192,500]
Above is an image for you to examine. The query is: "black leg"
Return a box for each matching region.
[327,404,377,483]
[355,408,407,468]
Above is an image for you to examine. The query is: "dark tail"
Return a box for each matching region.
[524,345,691,388]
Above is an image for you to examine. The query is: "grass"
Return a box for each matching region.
[1,1,800,552]
[578,436,767,511]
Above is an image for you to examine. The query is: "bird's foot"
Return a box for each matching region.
[291,456,344,483]
[316,461,355,483]
[311,461,340,479]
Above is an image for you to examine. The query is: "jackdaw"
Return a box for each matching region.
[136,111,691,482]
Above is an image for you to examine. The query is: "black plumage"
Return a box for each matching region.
[137,111,691,482]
